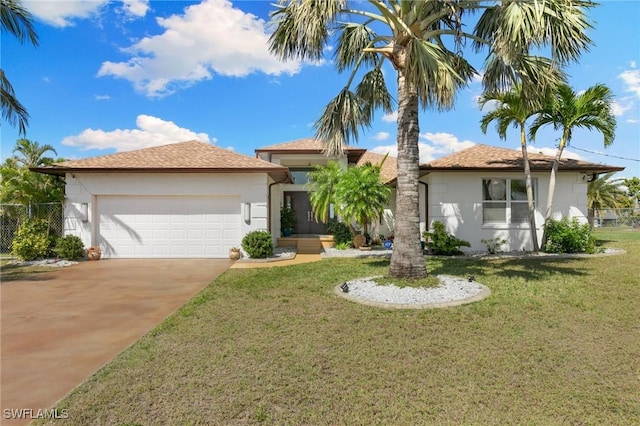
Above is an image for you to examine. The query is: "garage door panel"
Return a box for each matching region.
[98,196,241,258]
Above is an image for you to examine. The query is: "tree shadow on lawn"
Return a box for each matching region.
[428,256,590,282]
[0,264,59,282]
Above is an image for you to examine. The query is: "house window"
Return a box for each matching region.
[290,168,315,184]
[482,178,536,225]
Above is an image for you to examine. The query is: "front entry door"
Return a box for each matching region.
[284,191,327,234]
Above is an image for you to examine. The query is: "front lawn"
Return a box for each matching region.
[41,230,640,424]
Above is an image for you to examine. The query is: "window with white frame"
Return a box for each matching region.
[482,178,536,225]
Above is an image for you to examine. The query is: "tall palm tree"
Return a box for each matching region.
[1,0,38,134]
[479,85,541,251]
[307,161,343,223]
[269,0,594,278]
[587,172,627,227]
[529,83,616,243]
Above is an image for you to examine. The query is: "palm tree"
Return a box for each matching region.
[529,83,616,243]
[479,85,542,251]
[13,138,57,167]
[587,172,627,227]
[335,162,390,236]
[1,0,39,134]
[269,0,594,278]
[307,161,343,222]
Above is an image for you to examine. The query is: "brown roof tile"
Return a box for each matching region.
[422,144,624,173]
[356,151,397,183]
[33,140,292,181]
[255,138,367,162]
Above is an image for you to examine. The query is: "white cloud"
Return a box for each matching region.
[26,0,107,27]
[122,0,149,17]
[371,132,390,141]
[382,111,398,122]
[370,132,476,164]
[98,0,301,97]
[611,98,634,117]
[26,0,148,27]
[62,114,214,152]
[619,68,640,98]
[94,94,111,101]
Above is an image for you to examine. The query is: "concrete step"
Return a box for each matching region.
[296,238,323,254]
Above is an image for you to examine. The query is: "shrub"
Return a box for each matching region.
[335,242,352,250]
[241,230,274,259]
[423,221,471,256]
[481,237,508,254]
[326,219,353,246]
[11,219,52,261]
[55,235,85,260]
[544,217,595,254]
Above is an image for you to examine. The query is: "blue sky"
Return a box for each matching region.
[2,0,639,178]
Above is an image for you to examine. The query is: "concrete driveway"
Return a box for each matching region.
[1,259,231,425]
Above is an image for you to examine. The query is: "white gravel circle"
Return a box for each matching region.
[335,275,490,309]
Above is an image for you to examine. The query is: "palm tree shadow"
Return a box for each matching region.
[428,256,589,281]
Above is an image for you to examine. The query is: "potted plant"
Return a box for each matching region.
[87,246,102,260]
[280,206,296,237]
[229,247,242,260]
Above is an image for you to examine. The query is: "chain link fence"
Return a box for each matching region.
[590,208,640,229]
[0,202,64,254]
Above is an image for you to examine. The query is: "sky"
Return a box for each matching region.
[2,0,639,178]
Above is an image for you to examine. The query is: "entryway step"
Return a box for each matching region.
[296,239,323,254]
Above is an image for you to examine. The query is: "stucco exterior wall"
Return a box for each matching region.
[63,172,269,249]
[422,171,588,252]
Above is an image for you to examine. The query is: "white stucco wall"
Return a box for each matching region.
[422,171,588,252]
[63,172,269,250]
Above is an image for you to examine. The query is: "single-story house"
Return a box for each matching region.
[34,138,623,257]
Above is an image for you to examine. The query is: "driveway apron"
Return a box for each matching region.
[1,259,230,425]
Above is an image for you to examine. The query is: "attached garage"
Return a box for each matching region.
[97,195,241,258]
[33,141,291,259]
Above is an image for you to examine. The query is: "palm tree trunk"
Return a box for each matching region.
[520,126,539,251]
[541,130,569,246]
[389,72,427,278]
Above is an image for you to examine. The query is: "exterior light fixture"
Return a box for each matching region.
[340,282,349,293]
[244,203,251,223]
[81,203,89,222]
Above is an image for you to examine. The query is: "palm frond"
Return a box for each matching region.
[334,22,379,73]
[0,0,38,46]
[355,67,394,123]
[268,0,344,61]
[0,69,28,135]
[314,88,369,155]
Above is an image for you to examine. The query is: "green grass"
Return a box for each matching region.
[38,230,640,425]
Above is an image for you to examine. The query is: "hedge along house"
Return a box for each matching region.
[33,141,290,258]
[417,144,624,252]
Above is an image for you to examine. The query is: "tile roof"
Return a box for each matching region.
[356,151,397,183]
[32,140,292,181]
[255,138,367,160]
[422,144,624,173]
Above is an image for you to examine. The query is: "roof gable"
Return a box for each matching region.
[422,144,624,173]
[32,140,291,181]
[356,151,397,184]
[255,138,366,163]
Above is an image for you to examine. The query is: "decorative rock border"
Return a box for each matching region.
[334,275,491,310]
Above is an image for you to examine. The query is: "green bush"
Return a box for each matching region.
[544,217,595,254]
[11,219,52,261]
[326,219,353,246]
[481,237,508,254]
[54,235,85,260]
[423,221,471,256]
[241,230,274,259]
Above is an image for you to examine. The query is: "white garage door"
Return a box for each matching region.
[98,195,241,258]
